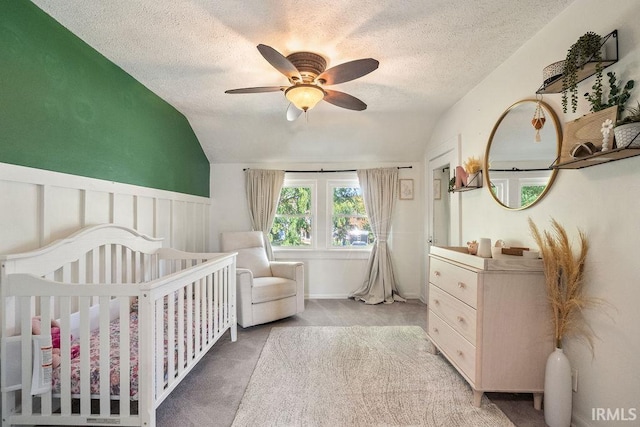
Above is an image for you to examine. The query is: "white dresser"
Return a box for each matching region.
[427,246,553,409]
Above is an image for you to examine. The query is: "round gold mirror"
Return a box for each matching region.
[484,99,562,210]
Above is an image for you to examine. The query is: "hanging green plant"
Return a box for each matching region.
[562,32,603,113]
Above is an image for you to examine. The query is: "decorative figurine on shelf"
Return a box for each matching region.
[455,165,468,188]
[600,118,614,151]
[467,240,478,255]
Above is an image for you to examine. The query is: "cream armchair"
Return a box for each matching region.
[221,231,305,328]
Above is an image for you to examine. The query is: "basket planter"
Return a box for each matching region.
[614,122,640,148]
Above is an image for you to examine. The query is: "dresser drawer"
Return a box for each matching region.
[428,310,476,381]
[429,284,477,345]
[429,257,478,308]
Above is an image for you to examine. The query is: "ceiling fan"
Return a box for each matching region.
[225,44,379,121]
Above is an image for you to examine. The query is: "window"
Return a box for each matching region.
[330,183,373,248]
[269,176,372,251]
[519,178,547,207]
[269,183,313,247]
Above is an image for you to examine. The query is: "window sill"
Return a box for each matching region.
[273,248,371,260]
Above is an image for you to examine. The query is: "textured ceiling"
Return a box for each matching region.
[32,0,573,164]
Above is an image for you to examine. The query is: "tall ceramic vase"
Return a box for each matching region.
[544,347,572,427]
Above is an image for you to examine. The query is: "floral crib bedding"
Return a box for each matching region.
[51,298,200,399]
[51,311,141,398]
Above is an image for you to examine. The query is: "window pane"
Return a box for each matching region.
[270,186,312,247]
[277,187,311,215]
[270,216,312,247]
[332,186,373,247]
[333,187,366,215]
[521,185,545,206]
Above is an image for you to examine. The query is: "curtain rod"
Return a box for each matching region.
[488,167,551,172]
[243,166,412,173]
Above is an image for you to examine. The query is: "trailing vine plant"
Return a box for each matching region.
[562,32,603,113]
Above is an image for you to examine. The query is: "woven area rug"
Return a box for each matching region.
[232,326,515,426]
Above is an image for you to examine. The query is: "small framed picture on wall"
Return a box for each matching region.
[434,179,441,200]
[399,179,414,200]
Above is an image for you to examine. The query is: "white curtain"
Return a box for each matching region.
[245,169,285,260]
[351,168,405,304]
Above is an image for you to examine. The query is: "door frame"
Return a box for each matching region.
[423,134,461,301]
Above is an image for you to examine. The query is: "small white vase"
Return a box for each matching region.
[544,347,572,427]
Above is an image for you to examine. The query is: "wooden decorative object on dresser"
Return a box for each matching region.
[427,246,553,410]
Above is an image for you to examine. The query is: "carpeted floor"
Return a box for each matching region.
[232,325,514,426]
[156,299,546,427]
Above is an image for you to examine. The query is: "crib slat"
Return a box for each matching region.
[167,291,176,384]
[186,283,193,362]
[201,277,207,346]
[79,298,91,415]
[213,271,219,337]
[124,247,132,284]
[104,245,111,284]
[177,289,185,375]
[114,245,122,285]
[194,280,201,352]
[155,297,164,398]
[119,296,130,416]
[59,297,72,415]
[40,297,53,415]
[99,295,111,415]
[207,274,213,342]
[20,298,32,416]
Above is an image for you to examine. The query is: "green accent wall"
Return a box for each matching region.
[0,2,210,197]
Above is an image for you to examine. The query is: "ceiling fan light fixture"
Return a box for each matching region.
[285,84,325,111]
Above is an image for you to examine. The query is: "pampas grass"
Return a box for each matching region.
[528,218,600,352]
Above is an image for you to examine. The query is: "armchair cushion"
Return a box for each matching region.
[252,277,297,304]
[221,231,272,277]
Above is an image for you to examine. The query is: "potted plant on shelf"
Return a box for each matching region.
[562,31,603,113]
[584,71,634,118]
[614,101,640,148]
[583,71,636,149]
[463,156,482,187]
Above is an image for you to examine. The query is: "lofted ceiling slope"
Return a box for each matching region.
[32,0,573,164]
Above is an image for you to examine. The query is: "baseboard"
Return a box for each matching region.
[306,294,350,299]
[305,293,421,300]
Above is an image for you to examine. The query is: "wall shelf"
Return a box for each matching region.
[537,30,618,94]
[552,146,640,169]
[452,171,483,192]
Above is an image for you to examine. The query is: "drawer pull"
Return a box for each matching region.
[434,271,441,277]
[457,350,464,357]
[434,299,440,305]
[457,316,464,323]
[432,327,439,333]
[458,282,465,289]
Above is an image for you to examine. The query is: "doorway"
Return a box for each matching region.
[424,135,461,300]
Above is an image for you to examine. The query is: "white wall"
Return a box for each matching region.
[425,0,640,425]
[210,162,424,299]
[0,163,211,255]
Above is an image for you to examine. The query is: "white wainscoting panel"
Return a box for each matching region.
[0,163,211,255]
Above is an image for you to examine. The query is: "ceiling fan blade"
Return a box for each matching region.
[316,58,379,85]
[323,89,367,111]
[225,86,286,94]
[257,44,301,82]
[286,103,303,121]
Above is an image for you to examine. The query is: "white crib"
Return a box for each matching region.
[0,224,237,426]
